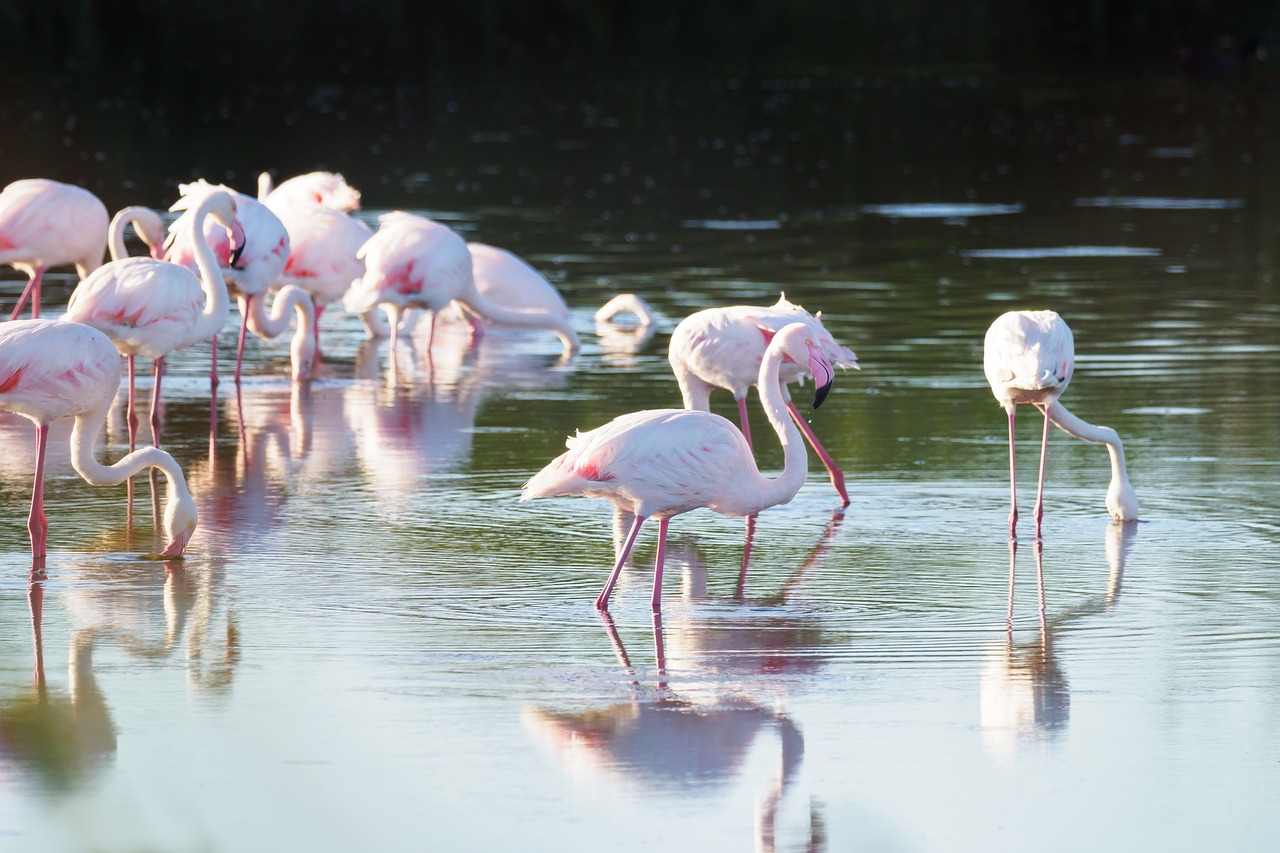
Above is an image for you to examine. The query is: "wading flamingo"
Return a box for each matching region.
[165,180,291,383]
[107,206,167,262]
[668,294,858,506]
[237,283,317,382]
[1,179,109,320]
[64,192,243,451]
[0,319,199,568]
[522,322,835,612]
[258,171,361,212]
[983,309,1138,539]
[345,213,578,356]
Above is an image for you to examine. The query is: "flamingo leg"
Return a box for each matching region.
[785,400,849,506]
[8,267,45,321]
[210,333,220,388]
[126,355,139,452]
[1033,404,1051,538]
[1006,407,1018,539]
[652,611,667,684]
[651,516,670,612]
[29,424,50,568]
[423,310,437,352]
[234,294,254,385]
[149,357,165,447]
[736,396,754,449]
[597,513,646,610]
[737,514,757,599]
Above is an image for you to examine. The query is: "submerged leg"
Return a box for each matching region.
[597,513,646,610]
[1034,405,1051,538]
[786,400,849,506]
[1006,407,1018,539]
[651,517,670,612]
[736,396,753,449]
[9,267,45,321]
[29,425,50,568]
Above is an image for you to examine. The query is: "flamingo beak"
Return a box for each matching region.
[810,353,835,409]
[159,526,194,560]
[228,221,247,268]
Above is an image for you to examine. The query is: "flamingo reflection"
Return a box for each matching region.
[980,523,1137,757]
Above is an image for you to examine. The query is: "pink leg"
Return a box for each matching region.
[126,355,139,452]
[785,401,849,506]
[234,295,253,385]
[1006,408,1018,539]
[29,424,50,568]
[736,396,753,449]
[1006,539,1017,629]
[597,513,645,610]
[9,268,46,320]
[651,517,670,612]
[737,514,757,597]
[1033,405,1051,538]
[149,357,165,447]
[652,611,667,683]
[210,334,220,388]
[424,311,437,352]
[389,310,399,354]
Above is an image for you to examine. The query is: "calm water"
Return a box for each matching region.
[2,75,1280,852]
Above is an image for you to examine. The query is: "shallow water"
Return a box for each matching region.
[2,75,1280,851]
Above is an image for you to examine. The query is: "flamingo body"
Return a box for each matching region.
[268,201,370,307]
[167,180,289,297]
[260,171,361,212]
[468,242,570,318]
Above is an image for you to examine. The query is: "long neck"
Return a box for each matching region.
[108,207,148,262]
[1045,401,1131,490]
[68,409,193,539]
[244,285,316,380]
[457,287,580,355]
[731,341,809,514]
[187,202,232,341]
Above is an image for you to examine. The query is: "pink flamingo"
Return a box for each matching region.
[344,214,579,356]
[257,171,361,212]
[668,294,859,506]
[0,319,199,568]
[522,322,835,612]
[106,206,167,262]
[0,179,109,320]
[983,309,1138,540]
[64,192,243,451]
[165,180,293,383]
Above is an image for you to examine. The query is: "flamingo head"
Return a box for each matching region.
[771,322,836,409]
[159,488,199,559]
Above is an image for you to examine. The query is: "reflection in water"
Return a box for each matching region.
[980,524,1137,758]
[524,613,824,852]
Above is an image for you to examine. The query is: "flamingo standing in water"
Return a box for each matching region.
[0,179,109,320]
[0,319,199,568]
[106,206,168,262]
[983,309,1138,539]
[522,322,835,612]
[166,180,309,383]
[64,192,244,450]
[257,171,361,212]
[344,214,579,356]
[668,294,859,506]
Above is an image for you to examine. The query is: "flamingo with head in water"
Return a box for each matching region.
[983,309,1139,539]
[0,319,199,569]
[1,179,109,320]
[667,294,859,506]
[522,322,835,612]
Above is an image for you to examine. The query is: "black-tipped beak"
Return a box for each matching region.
[228,242,245,268]
[813,376,833,409]
[810,356,835,409]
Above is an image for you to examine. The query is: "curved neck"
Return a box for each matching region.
[108,207,152,262]
[595,293,656,326]
[731,340,808,515]
[187,200,232,340]
[458,288,580,355]
[1044,401,1131,490]
[243,285,316,380]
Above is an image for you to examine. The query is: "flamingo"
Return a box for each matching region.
[107,205,167,262]
[262,198,371,357]
[257,170,361,212]
[668,294,859,506]
[0,179,109,320]
[164,180,292,383]
[64,191,243,451]
[522,322,835,612]
[343,214,579,357]
[983,309,1139,539]
[0,319,199,568]
[237,283,317,382]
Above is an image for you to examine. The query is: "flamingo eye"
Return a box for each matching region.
[805,338,813,346]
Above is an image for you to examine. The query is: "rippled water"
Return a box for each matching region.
[3,75,1280,851]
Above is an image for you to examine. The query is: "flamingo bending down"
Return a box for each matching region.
[595,293,657,327]
[258,170,361,212]
[238,284,317,382]
[0,179,109,320]
[0,319,199,567]
[668,294,859,506]
[107,206,167,262]
[165,180,290,384]
[344,214,579,356]
[65,192,243,451]
[522,322,835,612]
[983,309,1138,540]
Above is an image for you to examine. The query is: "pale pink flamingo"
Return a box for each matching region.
[257,170,361,212]
[64,191,243,451]
[164,180,292,383]
[595,293,658,357]
[983,309,1138,540]
[522,322,835,612]
[106,206,167,262]
[0,319,199,568]
[0,179,109,320]
[237,283,317,382]
[261,198,370,357]
[668,294,858,506]
[344,214,579,356]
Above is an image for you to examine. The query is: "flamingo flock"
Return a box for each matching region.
[0,172,1140,610]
